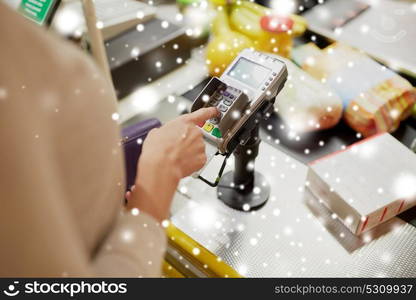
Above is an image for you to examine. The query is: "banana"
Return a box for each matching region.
[206,9,254,76]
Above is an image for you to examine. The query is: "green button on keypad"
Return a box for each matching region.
[211,127,222,138]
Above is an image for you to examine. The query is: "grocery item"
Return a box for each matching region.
[230,1,306,57]
[307,133,416,235]
[206,8,254,76]
[209,0,236,6]
[293,43,416,136]
[176,0,200,10]
[276,58,342,132]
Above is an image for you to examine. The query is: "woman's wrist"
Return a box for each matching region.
[126,158,180,222]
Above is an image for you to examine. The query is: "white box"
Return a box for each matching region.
[307,133,416,235]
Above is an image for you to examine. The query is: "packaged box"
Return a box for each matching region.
[306,133,416,235]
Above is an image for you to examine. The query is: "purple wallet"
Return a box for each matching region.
[121,118,161,190]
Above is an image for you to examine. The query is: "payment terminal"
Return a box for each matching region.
[191,48,288,154]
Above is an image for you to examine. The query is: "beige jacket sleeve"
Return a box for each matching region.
[0,3,166,277]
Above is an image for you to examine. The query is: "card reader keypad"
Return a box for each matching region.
[202,86,242,139]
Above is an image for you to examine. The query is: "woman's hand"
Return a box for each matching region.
[125,107,219,222]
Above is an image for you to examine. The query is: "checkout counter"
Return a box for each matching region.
[112,0,416,278]
[125,79,416,277]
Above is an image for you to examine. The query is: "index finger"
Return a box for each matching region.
[186,107,219,126]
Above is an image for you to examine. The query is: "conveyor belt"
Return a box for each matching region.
[171,142,416,277]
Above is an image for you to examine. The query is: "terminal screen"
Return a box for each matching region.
[228,57,271,89]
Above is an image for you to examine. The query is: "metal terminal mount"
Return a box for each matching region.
[217,123,270,211]
[217,102,275,212]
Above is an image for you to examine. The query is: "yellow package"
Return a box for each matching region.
[206,8,254,76]
[230,1,306,57]
[206,1,306,76]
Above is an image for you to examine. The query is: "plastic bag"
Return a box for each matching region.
[293,43,416,136]
[275,58,343,132]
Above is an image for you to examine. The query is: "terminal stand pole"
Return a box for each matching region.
[217,122,270,211]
